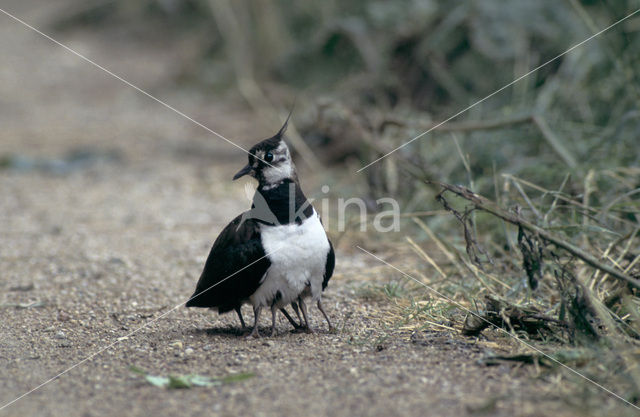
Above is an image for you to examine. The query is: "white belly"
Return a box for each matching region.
[251,210,330,308]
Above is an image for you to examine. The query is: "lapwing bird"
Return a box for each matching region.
[186,118,335,337]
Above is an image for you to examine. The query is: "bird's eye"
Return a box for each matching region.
[264,152,274,163]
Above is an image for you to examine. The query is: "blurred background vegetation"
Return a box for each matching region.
[51,0,640,408]
[52,0,640,200]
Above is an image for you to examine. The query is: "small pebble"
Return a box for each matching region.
[55,331,66,339]
[185,348,194,355]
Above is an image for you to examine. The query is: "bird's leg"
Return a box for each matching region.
[291,302,303,325]
[270,307,278,337]
[279,308,301,329]
[246,305,262,338]
[317,299,334,332]
[297,297,314,334]
[235,306,247,330]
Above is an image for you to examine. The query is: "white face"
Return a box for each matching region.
[254,141,295,185]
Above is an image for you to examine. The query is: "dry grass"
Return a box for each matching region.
[339,166,640,412]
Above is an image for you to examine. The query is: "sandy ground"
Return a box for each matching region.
[0,2,621,416]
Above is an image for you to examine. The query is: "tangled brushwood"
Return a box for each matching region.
[434,181,639,343]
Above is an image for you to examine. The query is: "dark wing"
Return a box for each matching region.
[322,239,335,290]
[185,212,269,312]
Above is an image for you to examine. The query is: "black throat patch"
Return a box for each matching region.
[250,179,314,225]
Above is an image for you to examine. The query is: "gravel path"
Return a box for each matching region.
[0,2,584,416]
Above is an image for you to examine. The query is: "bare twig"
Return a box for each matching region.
[581,170,596,249]
[532,116,578,169]
[503,174,635,226]
[510,177,542,220]
[412,113,534,133]
[599,187,640,222]
[543,173,571,227]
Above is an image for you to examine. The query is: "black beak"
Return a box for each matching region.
[233,164,252,180]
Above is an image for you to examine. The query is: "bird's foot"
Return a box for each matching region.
[245,327,261,338]
[290,325,307,334]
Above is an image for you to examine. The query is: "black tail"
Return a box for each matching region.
[185,290,205,307]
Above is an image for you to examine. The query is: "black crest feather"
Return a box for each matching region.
[275,107,293,140]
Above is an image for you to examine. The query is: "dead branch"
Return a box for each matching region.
[380,113,533,134]
[431,181,640,289]
[462,295,566,337]
[434,187,492,267]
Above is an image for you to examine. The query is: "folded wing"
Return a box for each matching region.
[185,213,269,313]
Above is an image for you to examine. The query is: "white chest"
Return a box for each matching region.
[251,211,330,308]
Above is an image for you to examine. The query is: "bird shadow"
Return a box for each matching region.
[187,325,319,339]
[188,326,247,339]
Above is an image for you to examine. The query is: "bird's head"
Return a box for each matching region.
[232,115,297,187]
